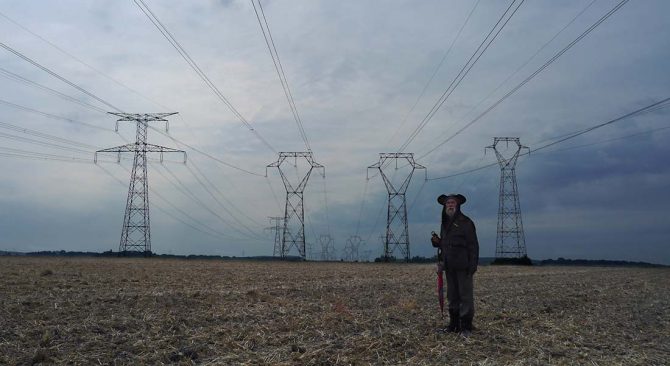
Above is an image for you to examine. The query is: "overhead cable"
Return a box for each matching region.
[251,0,311,152]
[530,97,670,154]
[0,10,170,111]
[0,42,123,112]
[0,67,108,114]
[148,125,266,176]
[0,147,93,163]
[97,164,231,241]
[0,120,101,149]
[187,159,265,228]
[183,162,266,240]
[153,163,261,241]
[0,131,93,155]
[0,98,112,132]
[133,0,277,154]
[387,0,481,147]
[420,0,631,159]
[427,96,670,180]
[398,0,525,152]
[3,95,262,176]
[418,0,598,159]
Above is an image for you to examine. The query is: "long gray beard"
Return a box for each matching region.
[446,208,456,217]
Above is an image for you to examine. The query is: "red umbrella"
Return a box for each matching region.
[433,231,445,319]
[437,262,444,318]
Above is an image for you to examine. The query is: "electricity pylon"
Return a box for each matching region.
[486,137,529,260]
[368,153,426,262]
[318,234,335,261]
[96,112,186,256]
[266,216,284,257]
[344,235,364,261]
[267,152,324,260]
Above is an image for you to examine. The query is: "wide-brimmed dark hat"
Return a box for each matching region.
[437,193,466,205]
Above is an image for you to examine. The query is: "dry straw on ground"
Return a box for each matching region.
[0,257,668,365]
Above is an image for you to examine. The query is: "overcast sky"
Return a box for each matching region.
[0,0,668,264]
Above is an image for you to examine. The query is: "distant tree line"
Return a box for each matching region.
[538,257,666,268]
[0,250,298,261]
[0,250,665,267]
[373,255,440,263]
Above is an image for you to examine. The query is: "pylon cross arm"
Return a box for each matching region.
[96,144,136,153]
[109,112,177,121]
[144,143,187,163]
[95,144,135,163]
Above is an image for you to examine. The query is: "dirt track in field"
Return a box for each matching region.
[1,257,668,365]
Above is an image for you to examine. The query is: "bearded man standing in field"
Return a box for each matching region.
[431,193,479,337]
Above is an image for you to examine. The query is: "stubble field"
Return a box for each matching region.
[0,257,668,365]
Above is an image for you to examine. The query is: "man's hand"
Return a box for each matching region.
[431,233,440,247]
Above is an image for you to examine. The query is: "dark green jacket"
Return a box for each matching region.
[440,209,479,272]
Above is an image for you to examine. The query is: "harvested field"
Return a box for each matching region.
[0,257,668,365]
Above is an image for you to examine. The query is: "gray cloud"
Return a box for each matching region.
[0,0,669,264]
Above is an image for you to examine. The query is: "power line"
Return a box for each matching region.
[398,0,526,152]
[419,0,631,159]
[0,120,100,150]
[534,125,670,155]
[251,0,311,152]
[133,0,277,154]
[4,5,272,177]
[148,125,266,176]
[0,10,214,171]
[0,66,108,114]
[154,163,262,241]
[265,175,283,213]
[1,74,266,175]
[0,146,93,163]
[0,98,112,132]
[97,163,231,242]
[0,41,123,112]
[183,162,266,240]
[530,97,670,154]
[427,96,670,180]
[0,10,172,111]
[0,131,93,155]
[187,159,265,228]
[417,0,598,160]
[3,92,265,176]
[387,0,482,147]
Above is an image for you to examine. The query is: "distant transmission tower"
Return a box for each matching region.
[368,153,426,262]
[486,137,529,260]
[265,216,284,257]
[344,235,364,262]
[267,152,324,260]
[96,113,186,256]
[317,234,335,261]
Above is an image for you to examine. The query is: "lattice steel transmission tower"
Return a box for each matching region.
[368,153,426,262]
[486,137,529,259]
[344,235,364,262]
[96,113,186,256]
[318,234,335,261]
[266,216,284,257]
[267,152,324,260]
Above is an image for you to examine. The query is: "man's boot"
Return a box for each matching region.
[459,317,473,338]
[446,310,460,333]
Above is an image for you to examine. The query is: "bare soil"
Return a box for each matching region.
[0,257,668,365]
